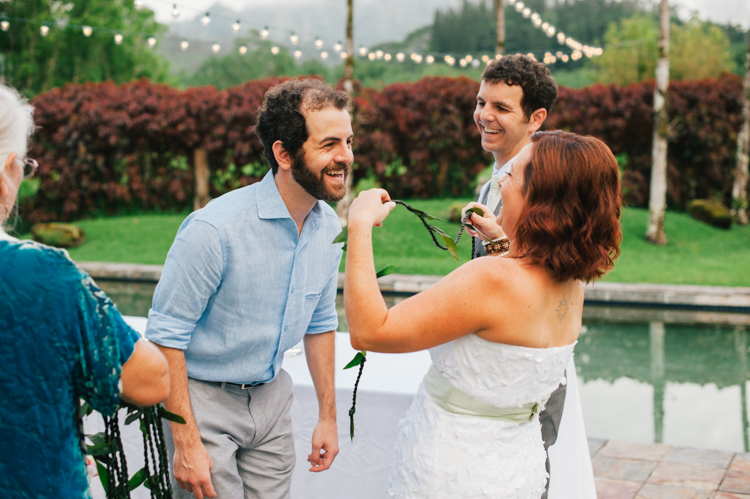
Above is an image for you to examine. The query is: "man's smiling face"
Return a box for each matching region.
[473,80,535,163]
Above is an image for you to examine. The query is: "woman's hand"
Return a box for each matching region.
[461,202,506,241]
[348,188,397,229]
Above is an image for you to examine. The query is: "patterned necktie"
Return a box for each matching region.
[486,169,502,214]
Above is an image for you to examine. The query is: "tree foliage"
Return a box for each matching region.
[591,14,736,85]
[0,0,169,96]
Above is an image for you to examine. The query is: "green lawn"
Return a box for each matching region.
[37,200,750,287]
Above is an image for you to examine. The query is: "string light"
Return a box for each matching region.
[557,32,566,44]
[261,27,269,39]
[239,45,247,55]
[172,4,179,18]
[201,13,211,26]
[320,51,328,59]
[40,25,49,36]
[0,21,8,32]
[481,55,489,63]
[459,58,468,68]
[315,38,323,49]
[375,50,383,59]
[271,45,279,55]
[334,41,342,52]
[522,8,531,18]
[290,33,298,44]
[426,55,435,64]
[147,36,156,47]
[368,53,375,60]
[465,54,473,62]
[515,2,525,12]
[180,39,188,51]
[384,53,391,61]
[294,50,302,58]
[232,20,241,32]
[82,26,93,37]
[358,46,367,56]
[211,43,220,53]
[396,52,405,62]
[114,33,123,44]
[134,0,143,10]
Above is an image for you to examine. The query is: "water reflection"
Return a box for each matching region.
[97,281,750,452]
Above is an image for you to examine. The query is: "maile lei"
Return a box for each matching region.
[334,201,490,439]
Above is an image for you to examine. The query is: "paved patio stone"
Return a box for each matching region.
[720,454,750,494]
[593,456,658,482]
[599,441,672,462]
[589,437,607,457]
[664,447,735,470]
[596,477,643,499]
[636,483,712,498]
[647,462,727,492]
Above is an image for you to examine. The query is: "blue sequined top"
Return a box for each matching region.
[0,237,140,498]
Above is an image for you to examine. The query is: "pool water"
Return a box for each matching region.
[98,281,750,452]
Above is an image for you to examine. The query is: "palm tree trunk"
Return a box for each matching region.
[337,0,356,226]
[495,0,505,56]
[645,0,670,245]
[732,31,750,225]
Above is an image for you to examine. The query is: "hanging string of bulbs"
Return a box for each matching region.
[0,0,603,67]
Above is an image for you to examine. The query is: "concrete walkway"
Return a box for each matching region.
[589,439,750,499]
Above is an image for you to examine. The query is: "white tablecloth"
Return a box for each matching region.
[89,318,594,499]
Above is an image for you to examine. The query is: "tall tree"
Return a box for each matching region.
[0,0,169,96]
[732,29,750,225]
[336,0,356,225]
[645,0,670,245]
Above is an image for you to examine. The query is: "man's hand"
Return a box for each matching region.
[307,418,339,472]
[172,439,217,499]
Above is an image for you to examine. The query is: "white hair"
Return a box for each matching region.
[0,84,35,176]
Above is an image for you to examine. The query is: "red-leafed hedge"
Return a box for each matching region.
[23,74,745,222]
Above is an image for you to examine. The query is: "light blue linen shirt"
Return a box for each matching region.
[145,170,343,384]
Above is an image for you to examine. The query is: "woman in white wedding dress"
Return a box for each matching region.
[344,131,623,498]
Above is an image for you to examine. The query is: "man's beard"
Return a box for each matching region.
[291,152,349,203]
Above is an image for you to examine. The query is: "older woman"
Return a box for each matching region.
[0,84,170,498]
[344,131,622,498]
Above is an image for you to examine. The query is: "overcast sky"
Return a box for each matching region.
[143,0,749,32]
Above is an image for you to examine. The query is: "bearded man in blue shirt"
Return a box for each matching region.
[146,79,351,499]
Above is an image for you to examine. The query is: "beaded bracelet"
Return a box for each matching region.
[482,236,510,257]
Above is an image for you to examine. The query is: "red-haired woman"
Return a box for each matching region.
[344,131,622,498]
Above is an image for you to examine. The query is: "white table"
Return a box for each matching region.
[89,318,594,499]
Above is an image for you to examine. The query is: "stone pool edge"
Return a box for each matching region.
[78,261,750,312]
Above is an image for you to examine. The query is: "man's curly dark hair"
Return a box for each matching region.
[255,78,350,174]
[482,54,557,120]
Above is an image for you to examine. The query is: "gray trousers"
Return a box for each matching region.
[163,370,296,499]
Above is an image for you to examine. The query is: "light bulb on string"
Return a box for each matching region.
[359,46,367,56]
[557,32,566,44]
[522,8,531,18]
[0,21,8,32]
[172,4,179,18]
[414,54,423,64]
[496,53,502,59]
[294,50,302,58]
[556,51,563,58]
[531,12,540,21]
[542,22,549,30]
[515,2,524,11]
[239,45,248,55]
[261,27,269,39]
[368,52,375,60]
[201,13,211,26]
[315,38,323,49]
[546,26,555,36]
[384,53,391,61]
[320,51,328,59]
[459,59,467,68]
[465,54,473,62]
[508,0,516,4]
[40,25,49,36]
[340,51,348,58]
[290,33,298,44]
[426,55,435,64]
[334,41,342,52]
[481,55,489,63]
[562,54,569,62]
[233,20,241,32]
[134,0,143,10]
[533,18,542,27]
[527,52,536,61]
[396,52,405,62]
[180,39,189,51]
[271,46,279,55]
[211,43,220,53]
[147,36,157,47]
[114,33,124,44]
[82,26,93,37]
[471,59,480,68]
[375,50,383,59]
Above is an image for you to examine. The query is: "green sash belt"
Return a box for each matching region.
[424,364,546,423]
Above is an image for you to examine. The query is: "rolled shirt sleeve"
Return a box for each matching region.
[146,220,224,350]
[305,248,343,335]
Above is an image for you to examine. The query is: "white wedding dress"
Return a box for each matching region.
[386,333,576,498]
